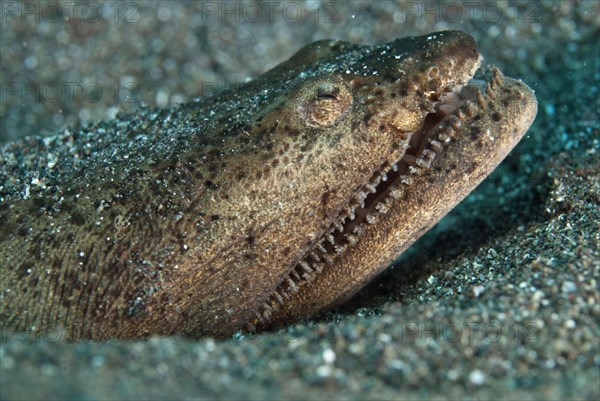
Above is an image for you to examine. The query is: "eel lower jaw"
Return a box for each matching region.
[245,69,502,333]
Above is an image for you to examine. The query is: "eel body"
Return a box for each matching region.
[0,31,537,339]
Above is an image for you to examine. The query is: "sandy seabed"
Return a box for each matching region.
[1,1,598,400]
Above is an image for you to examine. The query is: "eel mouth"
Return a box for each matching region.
[246,70,499,332]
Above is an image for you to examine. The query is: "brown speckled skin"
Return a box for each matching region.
[263,74,538,329]
[0,31,536,340]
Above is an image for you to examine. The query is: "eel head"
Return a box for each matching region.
[240,31,538,334]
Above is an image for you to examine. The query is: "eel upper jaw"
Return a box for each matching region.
[246,65,537,333]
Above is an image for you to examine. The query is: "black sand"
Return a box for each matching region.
[1,1,598,400]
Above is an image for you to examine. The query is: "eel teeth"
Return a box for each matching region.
[417,149,436,168]
[278,288,290,300]
[375,201,389,214]
[438,130,452,144]
[429,140,443,153]
[415,157,431,169]
[299,261,312,273]
[464,101,475,117]
[389,187,403,199]
[352,224,364,235]
[326,233,335,245]
[450,114,462,130]
[422,149,436,159]
[476,90,486,107]
[366,214,378,225]
[401,176,414,185]
[286,278,298,292]
[291,270,301,281]
[485,82,494,98]
[322,254,335,265]
[492,68,504,87]
[408,165,421,174]
[273,291,284,305]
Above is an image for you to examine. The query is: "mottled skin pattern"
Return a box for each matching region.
[0,31,537,340]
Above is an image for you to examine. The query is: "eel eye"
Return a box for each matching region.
[300,81,352,128]
[317,85,340,100]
